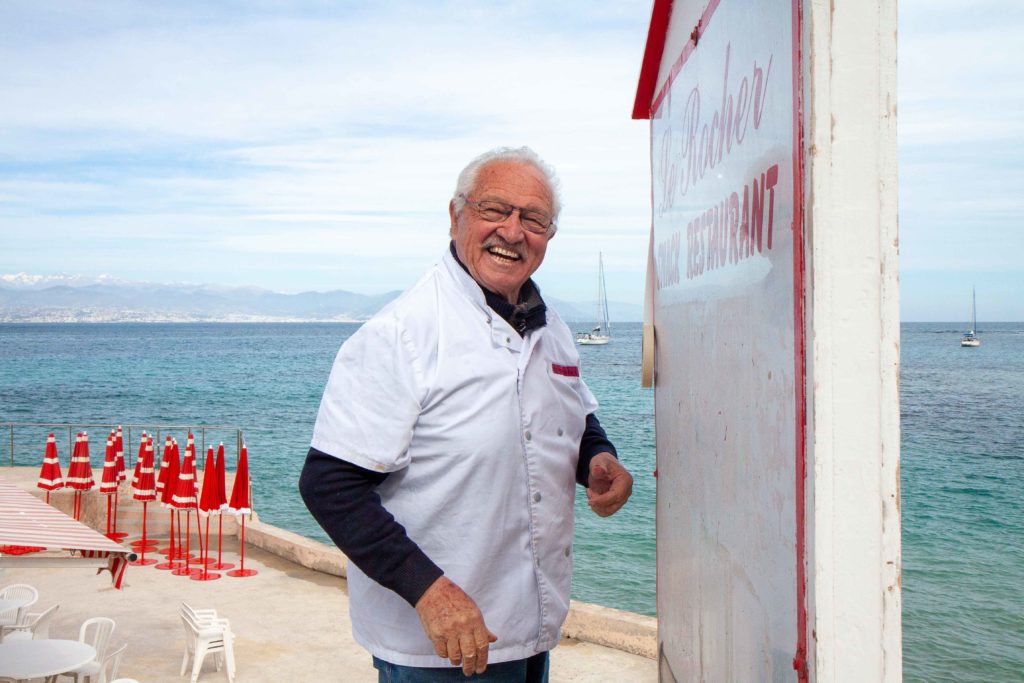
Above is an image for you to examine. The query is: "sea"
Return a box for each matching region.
[0,321,1021,681]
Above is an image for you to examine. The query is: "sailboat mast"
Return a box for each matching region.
[972,287,977,332]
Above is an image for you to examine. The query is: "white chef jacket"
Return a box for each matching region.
[310,249,599,667]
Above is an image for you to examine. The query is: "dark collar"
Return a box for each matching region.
[449,241,547,335]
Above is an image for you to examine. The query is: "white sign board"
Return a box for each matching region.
[649,0,805,679]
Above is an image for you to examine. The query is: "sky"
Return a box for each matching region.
[0,0,1021,321]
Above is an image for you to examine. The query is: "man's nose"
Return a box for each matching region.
[495,210,527,241]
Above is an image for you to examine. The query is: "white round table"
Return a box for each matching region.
[0,639,96,680]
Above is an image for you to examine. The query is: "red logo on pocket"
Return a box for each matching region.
[551,364,579,377]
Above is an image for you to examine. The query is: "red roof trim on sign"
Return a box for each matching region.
[632,0,674,120]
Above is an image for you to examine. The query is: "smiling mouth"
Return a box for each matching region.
[486,245,522,263]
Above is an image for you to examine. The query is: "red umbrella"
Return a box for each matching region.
[114,426,127,482]
[109,426,128,540]
[36,433,65,503]
[209,442,234,571]
[154,437,183,571]
[65,432,95,520]
[191,446,222,581]
[227,443,256,577]
[170,435,200,577]
[129,435,158,565]
[99,431,119,538]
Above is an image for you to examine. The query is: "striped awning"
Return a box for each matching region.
[0,482,132,588]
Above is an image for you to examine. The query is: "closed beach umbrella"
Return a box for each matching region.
[227,443,257,577]
[66,432,95,520]
[170,436,200,577]
[108,426,128,540]
[114,426,127,482]
[36,433,65,503]
[154,438,183,571]
[130,432,147,490]
[130,435,158,565]
[99,432,119,538]
[155,435,173,499]
[210,442,234,570]
[192,447,222,581]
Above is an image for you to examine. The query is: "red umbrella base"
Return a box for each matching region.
[165,550,195,560]
[187,556,217,566]
[129,557,159,566]
[172,566,203,577]
[106,532,129,541]
[209,561,235,570]
[154,561,178,570]
[130,538,158,547]
[227,568,258,577]
[190,570,222,581]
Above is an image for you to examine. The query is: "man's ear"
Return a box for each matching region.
[448,200,458,239]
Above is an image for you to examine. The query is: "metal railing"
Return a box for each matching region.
[1,422,245,469]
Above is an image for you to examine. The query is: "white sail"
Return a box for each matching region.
[577,253,611,345]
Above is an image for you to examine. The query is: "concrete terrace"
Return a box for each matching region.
[1,469,656,682]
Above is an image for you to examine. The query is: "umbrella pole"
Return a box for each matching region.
[106,496,112,535]
[227,514,257,577]
[45,491,50,504]
[155,509,177,570]
[217,515,223,564]
[113,490,119,535]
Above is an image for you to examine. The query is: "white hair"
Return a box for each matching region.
[451,146,562,232]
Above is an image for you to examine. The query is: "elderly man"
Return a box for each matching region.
[299,146,633,682]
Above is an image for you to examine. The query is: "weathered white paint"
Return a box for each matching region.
[803,0,902,680]
[639,0,900,681]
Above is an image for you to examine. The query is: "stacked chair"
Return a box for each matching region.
[0,603,59,642]
[179,602,236,683]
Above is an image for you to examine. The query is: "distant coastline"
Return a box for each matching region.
[0,273,644,323]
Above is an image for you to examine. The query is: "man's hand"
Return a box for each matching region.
[415,576,498,676]
[586,452,633,517]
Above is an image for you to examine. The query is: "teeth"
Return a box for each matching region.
[488,246,520,259]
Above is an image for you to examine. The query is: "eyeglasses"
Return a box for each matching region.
[460,195,555,235]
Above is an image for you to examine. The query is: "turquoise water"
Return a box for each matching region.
[1,321,1021,680]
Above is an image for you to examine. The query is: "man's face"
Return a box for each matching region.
[449,161,554,303]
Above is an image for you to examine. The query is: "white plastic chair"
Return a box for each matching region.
[0,583,39,627]
[97,642,127,683]
[0,602,59,642]
[179,608,235,683]
[59,616,115,682]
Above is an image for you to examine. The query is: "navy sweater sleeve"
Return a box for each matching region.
[576,412,618,487]
[298,448,443,607]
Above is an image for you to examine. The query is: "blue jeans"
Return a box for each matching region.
[373,652,549,682]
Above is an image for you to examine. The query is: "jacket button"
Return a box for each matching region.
[525,430,532,441]
[506,336,511,344]
[564,547,570,557]
[557,427,564,436]
[533,492,542,503]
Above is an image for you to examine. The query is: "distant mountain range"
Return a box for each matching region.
[0,273,642,323]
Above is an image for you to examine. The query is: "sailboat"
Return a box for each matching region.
[960,287,981,347]
[576,253,611,345]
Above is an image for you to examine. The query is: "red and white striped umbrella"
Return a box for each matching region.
[154,438,183,571]
[36,433,65,502]
[191,446,222,581]
[170,440,198,510]
[65,432,95,521]
[153,436,172,499]
[226,443,256,577]
[169,435,200,577]
[132,436,157,502]
[65,432,95,491]
[99,432,120,538]
[129,435,158,565]
[114,426,127,483]
[226,444,251,516]
[208,442,234,570]
[99,432,119,495]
